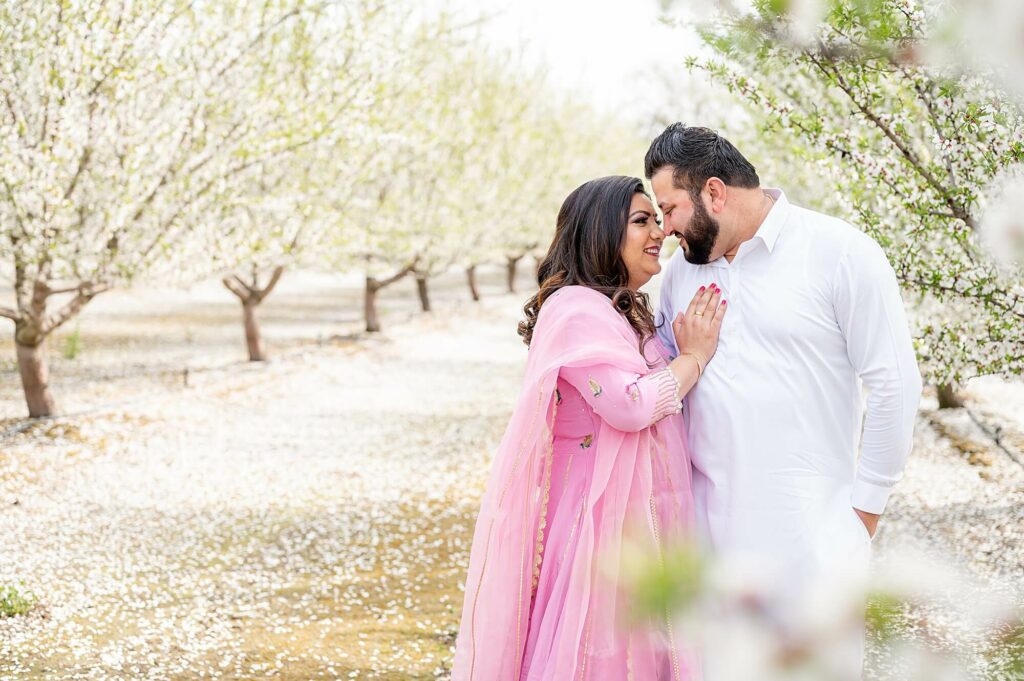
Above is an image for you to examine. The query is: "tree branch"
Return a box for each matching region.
[44,283,92,296]
[40,283,109,336]
[804,47,977,231]
[374,258,419,290]
[904,276,1024,321]
[222,274,252,301]
[255,265,285,303]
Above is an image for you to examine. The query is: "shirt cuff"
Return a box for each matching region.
[851,478,893,514]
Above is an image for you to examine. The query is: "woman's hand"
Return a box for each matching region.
[672,283,726,370]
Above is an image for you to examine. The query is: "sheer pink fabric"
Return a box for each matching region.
[451,286,698,681]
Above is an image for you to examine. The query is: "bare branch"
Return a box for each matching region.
[255,265,285,302]
[40,283,109,336]
[62,145,92,201]
[222,274,252,300]
[373,258,419,290]
[43,284,81,296]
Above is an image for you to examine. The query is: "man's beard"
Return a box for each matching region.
[681,197,719,265]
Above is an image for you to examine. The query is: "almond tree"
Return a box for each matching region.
[215,0,388,360]
[0,0,329,416]
[305,6,484,333]
[407,50,546,306]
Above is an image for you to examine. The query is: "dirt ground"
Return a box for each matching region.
[1,266,1021,679]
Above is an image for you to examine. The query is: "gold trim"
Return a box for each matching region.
[650,427,673,491]
[514,450,535,674]
[649,494,682,681]
[559,493,586,569]
[561,450,575,489]
[532,421,556,593]
[578,611,593,681]
[498,388,546,507]
[467,519,495,681]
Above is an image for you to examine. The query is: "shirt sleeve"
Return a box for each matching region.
[833,232,923,514]
[559,363,682,433]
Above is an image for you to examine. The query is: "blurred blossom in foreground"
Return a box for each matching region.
[617,539,1024,680]
[979,168,1024,269]
[941,0,1024,101]
[683,0,1024,99]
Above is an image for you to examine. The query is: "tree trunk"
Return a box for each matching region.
[415,274,431,312]
[243,300,266,361]
[362,263,415,333]
[6,279,106,418]
[936,383,964,409]
[507,255,523,293]
[222,267,284,362]
[16,338,57,418]
[365,277,381,333]
[466,265,480,301]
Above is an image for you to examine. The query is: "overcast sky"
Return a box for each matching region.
[445,0,712,124]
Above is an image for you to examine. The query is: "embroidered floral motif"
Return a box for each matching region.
[580,434,593,449]
[587,377,603,397]
[626,383,640,401]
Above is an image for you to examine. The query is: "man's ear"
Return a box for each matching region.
[705,177,728,214]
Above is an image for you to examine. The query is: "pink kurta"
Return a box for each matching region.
[452,286,698,681]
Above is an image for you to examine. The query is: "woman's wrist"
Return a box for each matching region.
[682,353,703,379]
[667,353,701,400]
[677,348,708,375]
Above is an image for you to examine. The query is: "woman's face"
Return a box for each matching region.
[620,193,665,290]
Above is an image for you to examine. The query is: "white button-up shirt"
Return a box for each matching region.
[656,188,922,579]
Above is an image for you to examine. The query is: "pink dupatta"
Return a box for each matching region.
[451,286,697,681]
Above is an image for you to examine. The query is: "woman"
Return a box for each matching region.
[451,176,725,680]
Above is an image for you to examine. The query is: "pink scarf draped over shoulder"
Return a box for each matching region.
[451,285,696,681]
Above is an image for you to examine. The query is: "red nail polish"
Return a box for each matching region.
[722,300,727,305]
[699,286,705,292]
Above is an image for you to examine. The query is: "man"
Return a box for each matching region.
[646,123,922,675]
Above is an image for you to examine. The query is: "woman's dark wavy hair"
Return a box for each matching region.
[518,175,659,360]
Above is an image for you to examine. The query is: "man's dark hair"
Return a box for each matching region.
[644,123,759,195]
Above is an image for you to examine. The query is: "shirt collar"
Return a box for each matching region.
[702,188,789,269]
[752,187,788,254]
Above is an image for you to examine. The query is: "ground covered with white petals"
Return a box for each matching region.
[1,270,1022,679]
